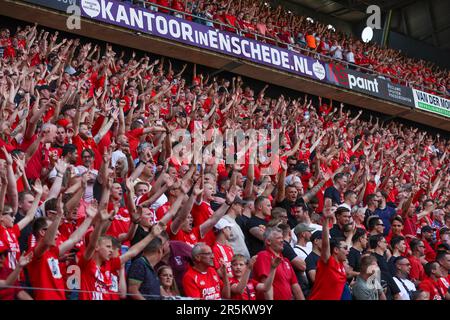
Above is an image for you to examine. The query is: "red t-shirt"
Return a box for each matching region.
[408,255,425,282]
[126,128,145,159]
[106,206,130,246]
[156,201,171,222]
[167,221,203,247]
[192,201,216,247]
[28,245,66,300]
[230,277,257,300]
[182,266,223,300]
[0,224,21,270]
[0,267,20,300]
[78,254,121,300]
[308,256,347,300]
[252,250,297,300]
[21,137,50,180]
[212,243,234,278]
[419,277,446,300]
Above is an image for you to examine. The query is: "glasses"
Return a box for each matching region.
[2,211,14,217]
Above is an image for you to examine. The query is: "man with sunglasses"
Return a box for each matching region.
[182,242,230,300]
[393,256,417,300]
[369,234,401,300]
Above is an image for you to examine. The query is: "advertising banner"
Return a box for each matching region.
[324,64,414,107]
[67,0,326,82]
[412,89,450,118]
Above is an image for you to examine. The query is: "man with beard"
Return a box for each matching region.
[48,144,78,181]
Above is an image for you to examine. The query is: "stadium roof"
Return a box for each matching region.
[289,0,450,50]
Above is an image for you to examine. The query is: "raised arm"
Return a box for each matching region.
[34,195,64,258]
[58,200,97,256]
[1,147,18,213]
[17,179,43,231]
[199,187,236,237]
[320,205,335,263]
[119,222,164,265]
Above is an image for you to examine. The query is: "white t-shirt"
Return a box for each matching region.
[223,214,250,259]
[293,242,312,260]
[393,277,416,300]
[330,45,343,59]
[345,51,355,63]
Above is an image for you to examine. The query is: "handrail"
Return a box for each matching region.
[133,0,447,97]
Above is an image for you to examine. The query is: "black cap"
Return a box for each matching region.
[421,225,434,234]
[36,84,51,91]
[437,243,450,252]
[310,230,323,242]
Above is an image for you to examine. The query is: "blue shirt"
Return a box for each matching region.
[128,256,161,300]
[375,206,397,236]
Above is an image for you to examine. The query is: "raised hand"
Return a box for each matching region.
[32,179,43,195]
[18,251,34,268]
[1,146,13,166]
[85,200,98,219]
[270,256,282,269]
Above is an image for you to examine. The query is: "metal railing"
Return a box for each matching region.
[132,0,448,98]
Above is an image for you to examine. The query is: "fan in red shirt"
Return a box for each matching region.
[229,254,261,300]
[192,183,217,247]
[182,242,230,300]
[418,261,450,300]
[309,206,348,300]
[78,204,165,300]
[168,183,236,247]
[27,198,95,300]
[0,242,32,300]
[212,218,235,277]
[252,227,304,300]
[408,238,426,284]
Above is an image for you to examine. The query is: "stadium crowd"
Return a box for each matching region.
[136,0,450,97]
[0,22,449,301]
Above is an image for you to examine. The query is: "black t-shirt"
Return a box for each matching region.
[347,247,362,272]
[276,198,305,229]
[283,240,309,292]
[246,216,267,257]
[324,186,341,205]
[372,252,401,300]
[14,212,31,253]
[330,224,345,240]
[305,251,320,284]
[236,214,250,248]
[131,226,151,257]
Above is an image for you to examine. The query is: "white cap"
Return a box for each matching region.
[214,218,234,231]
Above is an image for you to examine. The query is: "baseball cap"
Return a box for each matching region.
[421,225,434,234]
[310,230,323,242]
[233,197,247,206]
[437,243,450,252]
[294,223,315,235]
[214,218,234,231]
